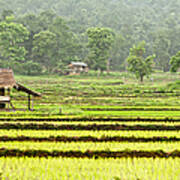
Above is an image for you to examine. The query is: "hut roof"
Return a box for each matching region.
[0,69,41,97]
[70,62,88,67]
[16,83,41,97]
[0,69,16,88]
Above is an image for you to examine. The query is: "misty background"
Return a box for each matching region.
[0,0,179,75]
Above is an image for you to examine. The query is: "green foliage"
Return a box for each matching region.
[86,27,115,72]
[170,51,180,72]
[1,9,14,21]
[126,41,155,82]
[0,18,29,67]
[0,1,180,74]
[17,12,82,75]
[49,16,82,65]
[153,30,171,72]
[32,30,57,73]
[167,80,180,91]
[110,34,130,71]
[22,61,43,76]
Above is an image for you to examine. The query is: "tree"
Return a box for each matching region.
[49,16,82,66]
[32,30,58,73]
[126,41,155,82]
[153,30,171,72]
[86,27,114,72]
[110,34,131,71]
[17,14,44,62]
[170,51,180,72]
[1,9,14,21]
[17,11,60,64]
[0,17,29,68]
[38,10,56,31]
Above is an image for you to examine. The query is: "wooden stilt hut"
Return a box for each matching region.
[0,69,41,110]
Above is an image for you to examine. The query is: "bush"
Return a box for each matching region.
[14,61,43,76]
[167,80,180,90]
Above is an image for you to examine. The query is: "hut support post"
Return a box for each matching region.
[0,88,5,109]
[7,88,11,109]
[32,98,34,111]
[8,89,15,110]
[28,94,31,110]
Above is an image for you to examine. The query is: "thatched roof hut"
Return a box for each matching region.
[0,69,41,110]
[0,69,16,89]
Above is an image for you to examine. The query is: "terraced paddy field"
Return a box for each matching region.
[0,72,180,179]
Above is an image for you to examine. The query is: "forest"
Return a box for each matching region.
[0,0,180,75]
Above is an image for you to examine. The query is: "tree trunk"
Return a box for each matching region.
[163,65,169,72]
[140,75,144,82]
[106,59,110,74]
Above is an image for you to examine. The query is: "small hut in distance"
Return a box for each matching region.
[68,62,88,75]
[0,69,41,110]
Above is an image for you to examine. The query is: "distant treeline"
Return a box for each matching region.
[0,0,180,75]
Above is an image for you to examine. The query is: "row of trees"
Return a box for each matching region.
[0,11,125,75]
[0,10,83,75]
[0,8,180,78]
[0,0,180,72]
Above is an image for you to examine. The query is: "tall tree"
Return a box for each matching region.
[110,34,131,71]
[32,30,57,73]
[153,30,171,72]
[17,14,43,61]
[0,17,29,68]
[126,41,155,82]
[86,27,114,72]
[49,16,82,66]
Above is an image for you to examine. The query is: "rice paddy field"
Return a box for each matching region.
[0,72,180,180]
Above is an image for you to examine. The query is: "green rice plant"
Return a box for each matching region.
[0,157,179,180]
[0,130,179,138]
[0,141,179,151]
